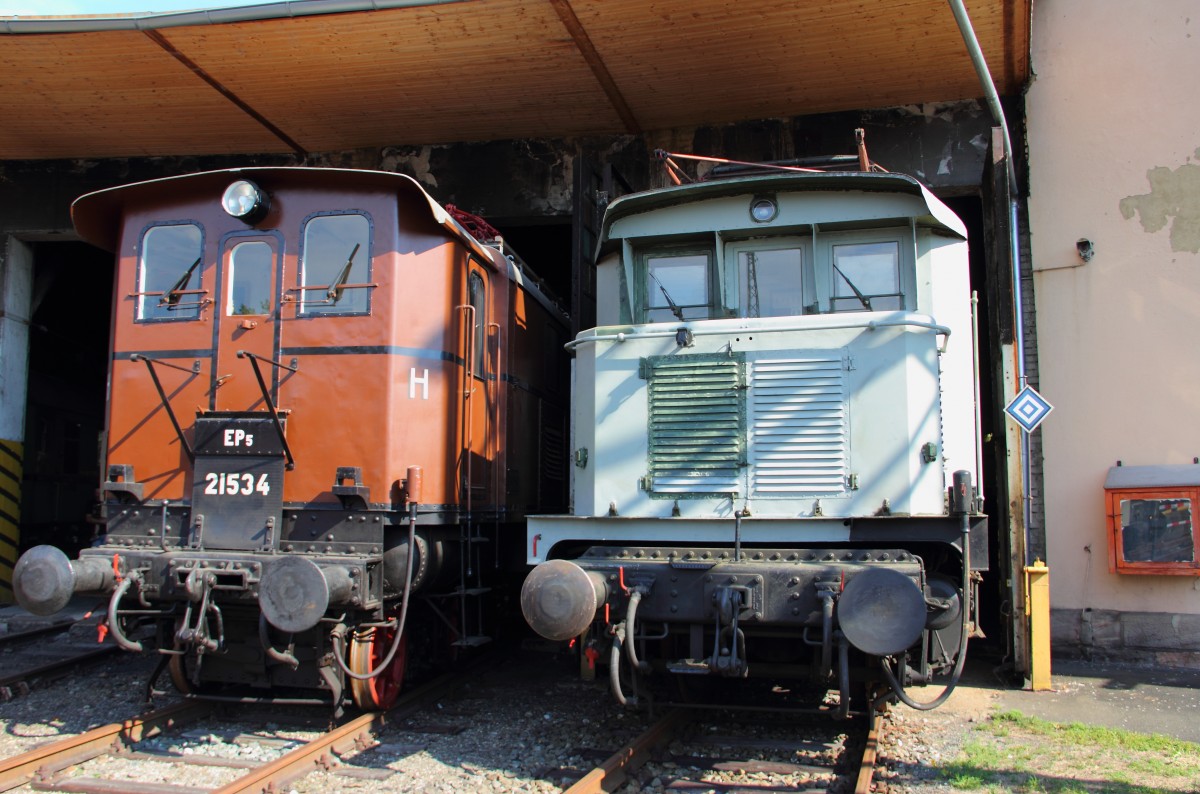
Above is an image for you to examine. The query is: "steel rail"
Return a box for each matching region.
[0,701,212,793]
[564,709,688,794]
[0,620,74,648]
[214,656,493,794]
[0,645,118,690]
[854,711,885,794]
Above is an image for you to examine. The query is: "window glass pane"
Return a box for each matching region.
[139,224,202,320]
[1120,498,1194,563]
[228,241,273,316]
[738,248,804,318]
[646,253,709,322]
[831,241,901,312]
[469,271,486,376]
[300,214,370,315]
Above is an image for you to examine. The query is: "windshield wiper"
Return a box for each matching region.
[649,270,686,322]
[327,243,361,304]
[833,263,872,310]
[163,257,202,307]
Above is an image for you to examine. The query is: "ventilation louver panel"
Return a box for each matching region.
[646,356,743,495]
[749,357,848,495]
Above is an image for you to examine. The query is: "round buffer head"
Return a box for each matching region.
[258,556,331,634]
[837,566,927,657]
[14,545,76,616]
[521,559,604,642]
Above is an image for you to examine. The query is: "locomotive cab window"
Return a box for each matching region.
[467,269,487,377]
[137,223,204,321]
[726,239,810,318]
[640,249,714,323]
[227,241,273,316]
[812,228,912,314]
[829,241,902,312]
[298,212,372,316]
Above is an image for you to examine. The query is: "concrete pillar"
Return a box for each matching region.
[0,236,33,603]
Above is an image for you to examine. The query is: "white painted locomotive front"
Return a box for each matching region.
[529,174,977,563]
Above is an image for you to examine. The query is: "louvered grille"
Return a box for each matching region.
[749,358,848,495]
[538,400,567,508]
[646,356,743,494]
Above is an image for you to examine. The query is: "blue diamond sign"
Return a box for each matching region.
[1005,385,1054,433]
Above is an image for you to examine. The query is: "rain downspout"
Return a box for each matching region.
[947,0,1032,563]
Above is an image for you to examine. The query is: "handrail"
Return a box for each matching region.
[454,304,476,516]
[236,351,297,470]
[488,321,501,506]
[565,316,952,353]
[129,354,196,462]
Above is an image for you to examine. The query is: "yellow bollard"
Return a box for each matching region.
[1024,558,1051,691]
[0,439,21,604]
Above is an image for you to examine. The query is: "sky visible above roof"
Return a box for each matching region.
[0,0,257,14]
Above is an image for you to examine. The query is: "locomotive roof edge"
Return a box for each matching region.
[70,165,568,326]
[597,170,968,259]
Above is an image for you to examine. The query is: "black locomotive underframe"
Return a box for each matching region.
[579,545,925,628]
[572,527,982,684]
[85,497,503,699]
[91,498,505,619]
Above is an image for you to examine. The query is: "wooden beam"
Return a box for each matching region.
[549,0,642,134]
[143,29,308,157]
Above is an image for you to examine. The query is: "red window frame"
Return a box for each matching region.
[1106,486,1200,576]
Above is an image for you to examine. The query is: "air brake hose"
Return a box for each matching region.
[259,613,300,669]
[331,497,417,681]
[836,635,851,720]
[107,573,144,652]
[609,622,637,707]
[624,589,651,673]
[875,484,973,711]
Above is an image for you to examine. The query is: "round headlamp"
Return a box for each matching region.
[222,179,270,224]
[749,195,778,223]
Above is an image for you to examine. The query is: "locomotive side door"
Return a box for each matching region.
[212,233,283,411]
[458,260,493,513]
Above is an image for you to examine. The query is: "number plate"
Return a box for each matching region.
[193,414,288,457]
[190,456,285,551]
[203,470,273,498]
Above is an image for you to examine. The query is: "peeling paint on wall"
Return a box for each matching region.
[1119,149,1200,254]
[379,145,439,188]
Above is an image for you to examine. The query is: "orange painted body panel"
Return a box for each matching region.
[8,167,571,701]
[93,168,563,519]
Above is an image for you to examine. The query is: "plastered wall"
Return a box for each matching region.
[1027,0,1200,661]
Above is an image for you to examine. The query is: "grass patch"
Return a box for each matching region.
[935,708,1200,793]
[986,710,1198,755]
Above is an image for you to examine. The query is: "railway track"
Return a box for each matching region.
[0,655,491,794]
[0,619,118,702]
[1,645,894,793]
[559,705,886,793]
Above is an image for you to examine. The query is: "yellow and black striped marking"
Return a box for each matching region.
[0,439,21,604]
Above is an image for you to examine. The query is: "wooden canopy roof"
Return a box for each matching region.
[0,0,1030,160]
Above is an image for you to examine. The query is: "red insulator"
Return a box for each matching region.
[445,204,501,242]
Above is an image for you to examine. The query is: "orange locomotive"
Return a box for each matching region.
[13,168,569,711]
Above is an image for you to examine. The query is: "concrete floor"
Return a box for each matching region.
[942,654,1200,744]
